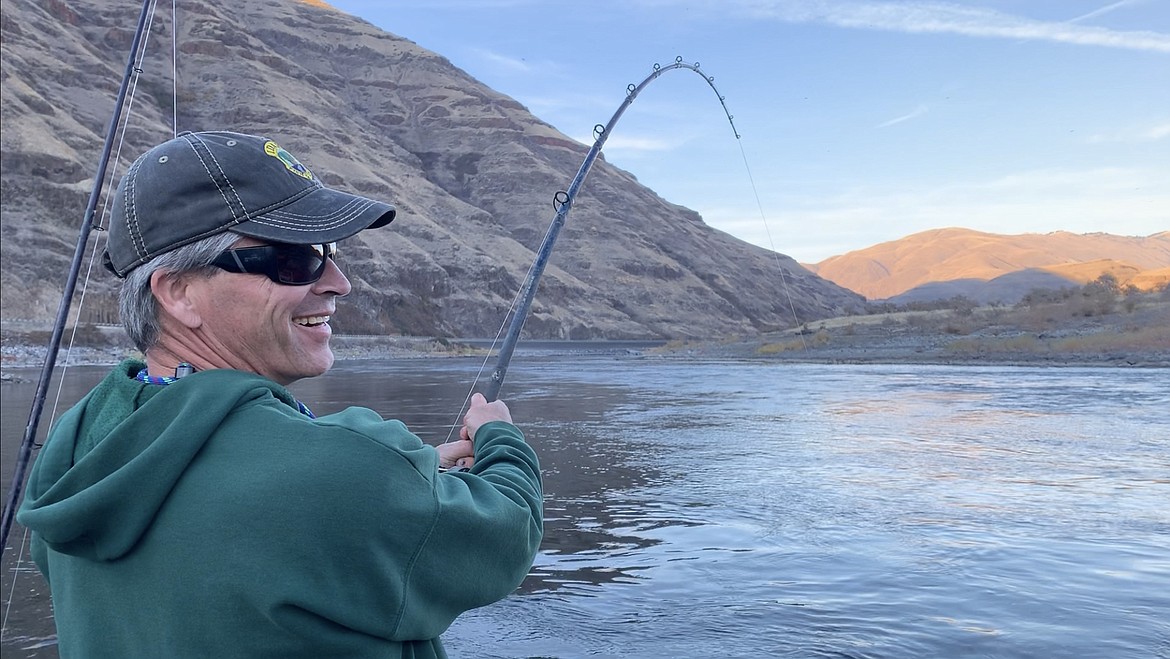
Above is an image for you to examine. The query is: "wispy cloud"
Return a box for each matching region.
[713,0,1170,53]
[572,133,682,153]
[1146,122,1170,140]
[469,47,536,74]
[1087,119,1170,143]
[877,104,929,128]
[1067,0,1146,24]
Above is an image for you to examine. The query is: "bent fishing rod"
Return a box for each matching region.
[0,0,155,555]
[480,57,740,402]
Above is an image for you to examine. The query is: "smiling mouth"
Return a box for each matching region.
[293,315,330,327]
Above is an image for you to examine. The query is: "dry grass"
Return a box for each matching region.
[946,324,1168,355]
[758,329,830,354]
[946,334,1044,354]
[789,309,949,332]
[1053,325,1170,351]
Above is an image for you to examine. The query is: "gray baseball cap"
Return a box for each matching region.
[103,131,395,277]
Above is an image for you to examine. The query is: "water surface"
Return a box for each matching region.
[3,358,1168,657]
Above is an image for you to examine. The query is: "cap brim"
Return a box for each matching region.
[228,186,395,245]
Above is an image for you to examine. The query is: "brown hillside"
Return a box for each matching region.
[0,0,862,340]
[1042,259,1144,284]
[1130,267,1170,291]
[811,228,1170,301]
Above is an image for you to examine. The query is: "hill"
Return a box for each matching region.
[808,228,1169,303]
[0,0,863,341]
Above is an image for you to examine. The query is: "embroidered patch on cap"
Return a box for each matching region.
[264,140,314,180]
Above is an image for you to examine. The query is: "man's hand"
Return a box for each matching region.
[437,440,474,470]
[460,392,513,443]
[440,394,513,471]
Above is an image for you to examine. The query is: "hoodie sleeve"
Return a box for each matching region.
[393,420,543,639]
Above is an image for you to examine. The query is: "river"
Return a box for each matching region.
[2,357,1168,657]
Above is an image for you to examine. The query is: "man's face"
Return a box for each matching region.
[185,237,351,385]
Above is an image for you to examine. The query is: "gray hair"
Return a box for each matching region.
[119,232,241,352]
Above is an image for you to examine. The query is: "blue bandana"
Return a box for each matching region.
[134,366,316,419]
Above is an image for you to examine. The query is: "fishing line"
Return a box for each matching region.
[732,138,807,348]
[0,530,29,643]
[440,254,544,445]
[172,0,178,136]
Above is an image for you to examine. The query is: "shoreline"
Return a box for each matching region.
[3,336,1166,379]
[652,321,1170,368]
[649,345,1170,368]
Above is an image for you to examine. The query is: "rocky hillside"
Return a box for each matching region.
[0,0,863,340]
[808,228,1170,303]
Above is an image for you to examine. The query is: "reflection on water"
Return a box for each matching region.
[3,359,1169,658]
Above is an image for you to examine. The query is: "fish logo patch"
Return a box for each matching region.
[264,141,314,180]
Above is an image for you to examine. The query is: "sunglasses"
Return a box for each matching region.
[209,242,337,285]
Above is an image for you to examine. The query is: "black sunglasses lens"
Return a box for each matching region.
[212,243,334,285]
[274,244,331,285]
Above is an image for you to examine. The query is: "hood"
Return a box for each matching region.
[17,360,307,561]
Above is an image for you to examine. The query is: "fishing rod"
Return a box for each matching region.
[481,57,740,402]
[0,0,156,555]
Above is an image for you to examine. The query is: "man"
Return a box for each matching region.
[17,131,543,658]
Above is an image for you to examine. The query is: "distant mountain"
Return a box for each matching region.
[808,228,1170,303]
[0,0,863,340]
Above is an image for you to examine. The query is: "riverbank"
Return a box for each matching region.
[653,300,1170,367]
[0,333,465,378]
[4,299,1168,377]
[0,335,658,379]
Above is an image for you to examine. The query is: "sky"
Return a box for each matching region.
[324,0,1169,263]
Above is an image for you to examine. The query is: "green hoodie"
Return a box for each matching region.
[17,360,543,658]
